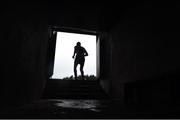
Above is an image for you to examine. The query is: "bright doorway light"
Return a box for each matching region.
[52,31,97,79]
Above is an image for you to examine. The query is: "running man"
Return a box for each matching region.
[72,42,88,80]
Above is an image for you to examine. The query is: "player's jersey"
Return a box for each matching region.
[75,46,86,59]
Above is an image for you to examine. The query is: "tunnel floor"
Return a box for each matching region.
[1,99,180,119]
[1,79,180,118]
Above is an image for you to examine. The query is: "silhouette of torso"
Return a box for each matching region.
[75,46,86,60]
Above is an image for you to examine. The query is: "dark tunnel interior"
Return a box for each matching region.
[0,0,180,118]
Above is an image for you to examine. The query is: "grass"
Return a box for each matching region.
[62,75,97,80]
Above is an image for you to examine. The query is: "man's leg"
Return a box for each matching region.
[80,59,85,80]
[74,62,78,80]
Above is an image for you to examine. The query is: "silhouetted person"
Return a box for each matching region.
[72,42,88,80]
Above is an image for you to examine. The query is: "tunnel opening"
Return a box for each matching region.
[47,26,100,81]
[42,27,108,99]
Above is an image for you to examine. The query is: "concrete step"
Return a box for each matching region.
[42,80,108,99]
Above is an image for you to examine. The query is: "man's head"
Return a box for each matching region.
[76,42,81,46]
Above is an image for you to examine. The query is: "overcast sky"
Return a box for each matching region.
[52,32,96,79]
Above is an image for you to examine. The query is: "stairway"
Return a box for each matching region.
[42,79,108,99]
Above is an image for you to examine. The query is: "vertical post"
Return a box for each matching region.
[96,34,100,79]
[46,27,57,78]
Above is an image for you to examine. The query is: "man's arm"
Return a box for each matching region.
[72,47,76,58]
[84,48,88,57]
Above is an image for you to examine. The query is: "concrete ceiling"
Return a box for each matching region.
[47,0,137,31]
[2,0,142,31]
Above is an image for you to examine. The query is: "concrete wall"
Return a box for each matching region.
[108,3,180,103]
[99,32,112,95]
[0,10,48,109]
